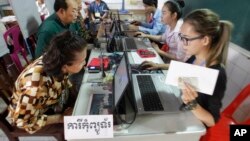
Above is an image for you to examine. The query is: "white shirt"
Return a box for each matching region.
[36,1,50,19]
[80,2,88,18]
[161,19,186,61]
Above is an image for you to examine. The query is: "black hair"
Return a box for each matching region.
[54,0,68,12]
[43,30,87,81]
[143,0,158,8]
[164,0,185,20]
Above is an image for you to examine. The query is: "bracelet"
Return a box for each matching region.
[181,99,198,111]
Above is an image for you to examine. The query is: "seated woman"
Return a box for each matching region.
[129,0,166,35]
[7,30,88,134]
[136,0,186,64]
[144,8,232,128]
[178,9,232,127]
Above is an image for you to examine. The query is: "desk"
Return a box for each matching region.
[72,48,206,141]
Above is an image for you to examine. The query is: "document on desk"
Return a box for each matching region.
[131,51,161,64]
[64,115,113,140]
[165,60,219,95]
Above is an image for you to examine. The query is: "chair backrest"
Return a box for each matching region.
[200,83,250,141]
[3,25,25,54]
[3,25,30,71]
[223,83,250,123]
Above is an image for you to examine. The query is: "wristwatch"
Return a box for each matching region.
[180,99,198,111]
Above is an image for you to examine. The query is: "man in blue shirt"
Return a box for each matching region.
[129,0,165,35]
[89,0,109,21]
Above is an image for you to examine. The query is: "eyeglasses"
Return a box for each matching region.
[178,33,204,46]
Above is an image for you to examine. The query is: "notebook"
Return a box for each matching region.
[132,73,182,114]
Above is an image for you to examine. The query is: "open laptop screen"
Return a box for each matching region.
[114,55,129,107]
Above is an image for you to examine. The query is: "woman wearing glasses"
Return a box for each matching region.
[143,9,232,127]
[179,9,232,127]
[136,0,186,63]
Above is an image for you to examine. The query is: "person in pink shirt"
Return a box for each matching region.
[137,0,187,70]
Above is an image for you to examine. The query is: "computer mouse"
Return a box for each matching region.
[138,63,150,70]
[130,21,137,24]
[134,33,142,37]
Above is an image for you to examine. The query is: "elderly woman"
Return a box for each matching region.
[8,30,87,134]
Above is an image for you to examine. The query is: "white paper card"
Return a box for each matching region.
[64,115,113,140]
[165,60,219,95]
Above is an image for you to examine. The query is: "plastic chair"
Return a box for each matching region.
[3,25,29,71]
[0,78,65,141]
[200,83,250,141]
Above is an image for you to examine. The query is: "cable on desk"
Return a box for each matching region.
[131,68,141,74]
[114,94,137,127]
[115,106,137,128]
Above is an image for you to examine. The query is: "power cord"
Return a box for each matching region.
[115,106,137,129]
[114,95,137,128]
[131,68,141,74]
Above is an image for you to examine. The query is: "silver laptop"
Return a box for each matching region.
[116,10,130,32]
[122,37,151,51]
[132,73,182,114]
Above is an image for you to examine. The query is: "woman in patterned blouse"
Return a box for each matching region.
[8,30,88,134]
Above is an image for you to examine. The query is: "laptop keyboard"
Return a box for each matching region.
[125,38,137,49]
[137,75,164,111]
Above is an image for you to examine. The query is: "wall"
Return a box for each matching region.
[0,0,8,5]
[223,43,250,122]
[224,43,250,108]
[0,20,8,57]
[9,0,41,39]
[182,0,250,52]
[104,0,165,10]
[0,0,9,17]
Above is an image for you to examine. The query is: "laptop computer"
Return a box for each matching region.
[132,73,182,114]
[116,10,134,32]
[87,54,130,115]
[113,54,130,108]
[122,37,151,51]
[106,18,124,52]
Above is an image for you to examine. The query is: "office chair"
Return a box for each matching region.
[200,83,250,141]
[3,25,30,71]
[0,75,65,141]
